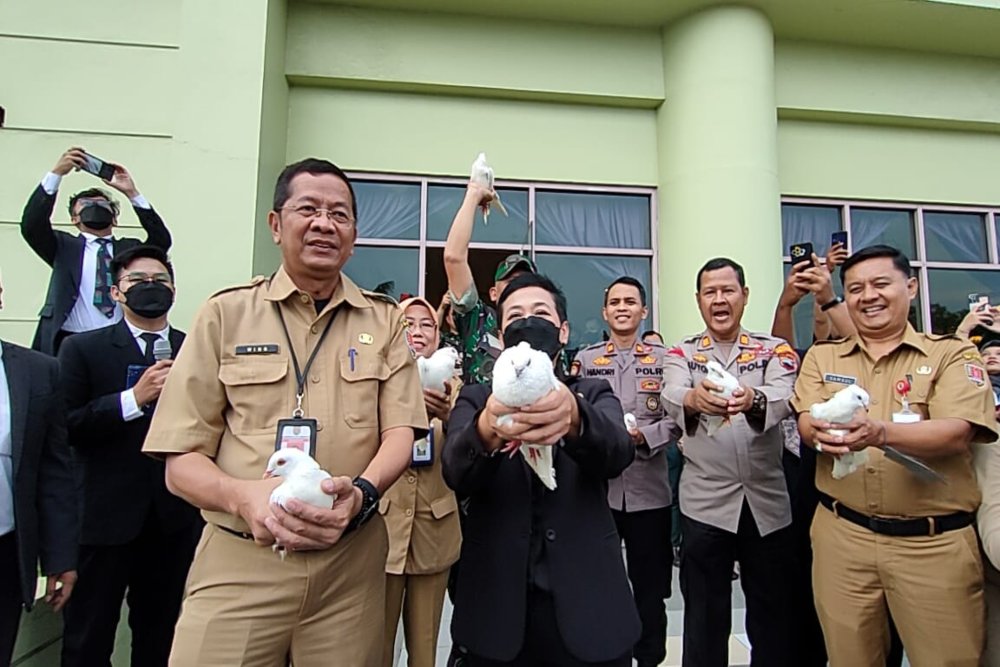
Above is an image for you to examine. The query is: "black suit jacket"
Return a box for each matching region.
[442,378,641,663]
[21,185,172,355]
[57,320,200,545]
[3,341,78,608]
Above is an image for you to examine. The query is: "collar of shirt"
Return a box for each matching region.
[264,264,370,311]
[80,231,116,246]
[124,320,170,343]
[836,323,928,359]
[695,328,757,350]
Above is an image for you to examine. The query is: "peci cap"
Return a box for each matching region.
[494,253,537,282]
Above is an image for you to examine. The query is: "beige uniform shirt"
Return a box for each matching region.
[143,266,428,534]
[791,326,997,517]
[381,414,462,576]
[662,329,797,536]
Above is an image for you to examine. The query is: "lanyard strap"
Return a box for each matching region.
[274,302,338,417]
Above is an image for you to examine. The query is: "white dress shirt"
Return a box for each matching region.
[39,172,150,335]
[0,345,14,536]
[120,321,171,422]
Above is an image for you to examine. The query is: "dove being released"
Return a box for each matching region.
[417,346,460,392]
[492,341,560,490]
[703,361,740,436]
[469,152,508,224]
[809,385,871,479]
[265,448,335,511]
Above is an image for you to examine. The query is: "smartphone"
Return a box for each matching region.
[789,242,814,271]
[80,151,116,181]
[969,293,990,313]
[831,231,848,248]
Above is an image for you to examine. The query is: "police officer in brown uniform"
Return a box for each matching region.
[572,276,678,667]
[661,257,798,667]
[142,159,428,667]
[792,245,996,667]
[381,296,462,667]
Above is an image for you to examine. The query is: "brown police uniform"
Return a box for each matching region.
[142,266,428,667]
[791,325,997,667]
[661,329,798,666]
[380,390,462,667]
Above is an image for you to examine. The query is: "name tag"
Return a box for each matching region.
[236,344,280,355]
[823,373,856,385]
[892,410,921,424]
[412,429,433,467]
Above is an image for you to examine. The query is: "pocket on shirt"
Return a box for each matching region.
[339,354,389,429]
[218,357,289,433]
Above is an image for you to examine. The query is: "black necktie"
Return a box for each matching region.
[94,239,115,317]
[140,333,160,365]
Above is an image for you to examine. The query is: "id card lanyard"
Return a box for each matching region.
[272,303,338,456]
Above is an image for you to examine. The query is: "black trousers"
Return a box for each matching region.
[612,507,673,667]
[0,532,21,667]
[61,517,198,667]
[461,590,631,667]
[680,502,795,667]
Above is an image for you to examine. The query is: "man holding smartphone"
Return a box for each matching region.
[20,147,172,355]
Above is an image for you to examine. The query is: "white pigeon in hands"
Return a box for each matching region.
[469,152,508,224]
[492,341,560,490]
[703,361,740,436]
[265,448,335,511]
[809,385,871,479]
[418,346,460,392]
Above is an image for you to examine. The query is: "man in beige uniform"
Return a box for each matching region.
[793,245,996,667]
[381,296,462,667]
[661,257,798,667]
[143,158,427,667]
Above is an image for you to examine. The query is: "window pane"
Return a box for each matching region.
[354,181,420,240]
[927,269,1000,334]
[534,253,652,351]
[781,205,841,257]
[426,185,529,244]
[535,191,651,249]
[923,211,987,263]
[343,246,418,301]
[850,208,915,258]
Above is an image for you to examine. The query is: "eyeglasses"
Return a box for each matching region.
[405,318,438,333]
[281,205,355,226]
[120,271,172,286]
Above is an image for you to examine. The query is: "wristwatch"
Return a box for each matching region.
[749,389,767,418]
[820,295,844,312]
[345,477,380,533]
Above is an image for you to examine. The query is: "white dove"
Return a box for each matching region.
[492,341,560,490]
[265,448,335,511]
[469,152,508,224]
[417,346,460,392]
[703,361,740,436]
[810,385,871,479]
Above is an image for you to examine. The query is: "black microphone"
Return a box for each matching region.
[153,338,172,362]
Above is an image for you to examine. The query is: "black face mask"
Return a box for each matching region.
[78,201,115,230]
[123,282,173,319]
[503,316,563,359]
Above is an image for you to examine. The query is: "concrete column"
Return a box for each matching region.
[656,6,781,341]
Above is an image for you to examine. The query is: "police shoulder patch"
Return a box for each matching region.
[570,360,582,377]
[667,346,686,359]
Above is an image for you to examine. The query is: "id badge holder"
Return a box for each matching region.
[275,418,318,457]
[411,428,433,467]
[892,410,920,424]
[893,375,921,424]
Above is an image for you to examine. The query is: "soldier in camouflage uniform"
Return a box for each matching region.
[444,180,536,386]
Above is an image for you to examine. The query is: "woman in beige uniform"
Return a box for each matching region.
[382,296,462,667]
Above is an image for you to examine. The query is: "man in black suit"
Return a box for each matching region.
[21,147,172,356]
[0,276,78,665]
[57,245,201,667]
[443,272,641,666]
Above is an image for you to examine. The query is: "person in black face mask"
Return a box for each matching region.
[56,244,201,667]
[443,272,641,667]
[20,147,172,356]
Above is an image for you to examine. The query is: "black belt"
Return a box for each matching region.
[216,524,253,540]
[819,493,973,537]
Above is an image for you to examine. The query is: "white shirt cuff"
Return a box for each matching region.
[120,389,144,422]
[40,172,62,195]
[130,193,151,210]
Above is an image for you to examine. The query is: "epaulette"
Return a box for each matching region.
[926,332,961,342]
[582,340,608,351]
[209,275,267,298]
[361,290,399,306]
[682,334,701,343]
[812,337,843,346]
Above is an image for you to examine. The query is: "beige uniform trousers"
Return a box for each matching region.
[811,505,984,667]
[381,570,450,667]
[170,520,387,667]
